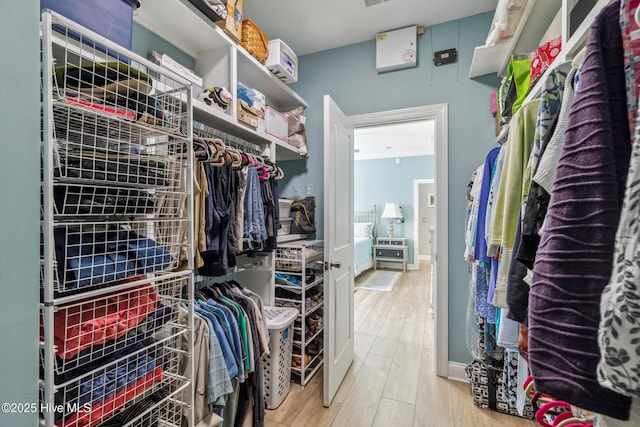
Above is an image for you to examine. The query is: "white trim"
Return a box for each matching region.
[350,103,449,377]
[413,178,435,268]
[448,362,469,383]
[418,255,432,261]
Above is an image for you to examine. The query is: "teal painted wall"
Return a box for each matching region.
[132,23,196,70]
[281,12,501,364]
[354,156,434,262]
[0,3,41,426]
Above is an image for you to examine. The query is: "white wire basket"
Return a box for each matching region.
[43,219,187,294]
[42,334,185,427]
[39,274,188,376]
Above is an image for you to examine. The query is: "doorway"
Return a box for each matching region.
[349,104,449,376]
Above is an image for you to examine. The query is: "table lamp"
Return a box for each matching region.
[381,203,403,238]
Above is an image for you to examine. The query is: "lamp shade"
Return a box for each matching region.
[381,203,402,219]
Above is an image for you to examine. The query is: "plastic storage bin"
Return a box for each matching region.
[278,198,293,218]
[266,39,298,84]
[278,218,292,235]
[41,0,139,49]
[262,306,298,409]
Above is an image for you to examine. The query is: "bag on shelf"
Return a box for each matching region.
[289,196,316,234]
[286,106,308,155]
[498,54,531,124]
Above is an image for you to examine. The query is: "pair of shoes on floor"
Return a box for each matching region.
[292,354,312,369]
[307,341,322,356]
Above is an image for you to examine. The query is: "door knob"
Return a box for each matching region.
[324,261,342,270]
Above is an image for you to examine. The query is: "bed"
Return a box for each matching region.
[354,207,376,277]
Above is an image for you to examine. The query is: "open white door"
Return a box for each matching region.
[323,95,355,407]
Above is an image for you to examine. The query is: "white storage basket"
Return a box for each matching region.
[262,306,298,409]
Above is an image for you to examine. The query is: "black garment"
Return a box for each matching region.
[260,178,276,252]
[199,163,233,276]
[506,220,529,325]
[516,107,559,269]
[226,169,239,265]
[95,388,169,426]
[57,154,168,186]
[54,185,156,216]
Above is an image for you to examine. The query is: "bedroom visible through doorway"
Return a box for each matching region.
[349,104,449,377]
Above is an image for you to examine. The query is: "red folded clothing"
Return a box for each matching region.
[53,281,159,360]
[60,365,163,427]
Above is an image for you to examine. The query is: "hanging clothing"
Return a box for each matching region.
[520,62,571,216]
[528,1,632,418]
[598,118,640,398]
[474,146,502,268]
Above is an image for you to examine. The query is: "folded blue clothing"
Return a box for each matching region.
[275,273,301,287]
[55,227,172,290]
[60,342,157,408]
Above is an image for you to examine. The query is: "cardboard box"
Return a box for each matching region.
[265,107,288,142]
[216,0,244,42]
[252,89,266,134]
[237,99,260,128]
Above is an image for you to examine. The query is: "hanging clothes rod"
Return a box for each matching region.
[192,120,263,154]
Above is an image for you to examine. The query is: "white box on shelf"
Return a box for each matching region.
[151,50,204,88]
[265,39,298,84]
[265,107,289,142]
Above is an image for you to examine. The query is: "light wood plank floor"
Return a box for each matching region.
[265,262,538,427]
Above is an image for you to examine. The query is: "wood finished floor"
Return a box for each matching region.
[265,262,538,427]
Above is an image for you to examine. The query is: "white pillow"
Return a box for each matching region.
[354,222,374,238]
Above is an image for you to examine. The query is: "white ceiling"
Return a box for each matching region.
[243,0,498,56]
[354,120,434,160]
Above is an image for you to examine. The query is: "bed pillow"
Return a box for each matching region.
[354,222,374,238]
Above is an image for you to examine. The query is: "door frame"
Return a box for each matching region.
[349,103,449,376]
[413,178,435,263]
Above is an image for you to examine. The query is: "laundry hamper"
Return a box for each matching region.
[263,306,298,409]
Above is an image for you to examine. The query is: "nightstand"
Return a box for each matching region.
[374,237,407,272]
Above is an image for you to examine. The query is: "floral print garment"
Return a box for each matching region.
[598,117,640,397]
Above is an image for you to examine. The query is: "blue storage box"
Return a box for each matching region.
[41,0,140,49]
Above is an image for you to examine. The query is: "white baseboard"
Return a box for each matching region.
[448,362,469,383]
[418,255,431,261]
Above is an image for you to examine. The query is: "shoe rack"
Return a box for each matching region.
[274,240,324,386]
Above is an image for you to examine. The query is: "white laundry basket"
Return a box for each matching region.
[262,306,298,409]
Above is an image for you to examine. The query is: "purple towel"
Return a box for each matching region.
[528,1,632,419]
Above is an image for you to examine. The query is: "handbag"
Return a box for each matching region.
[289,196,316,234]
